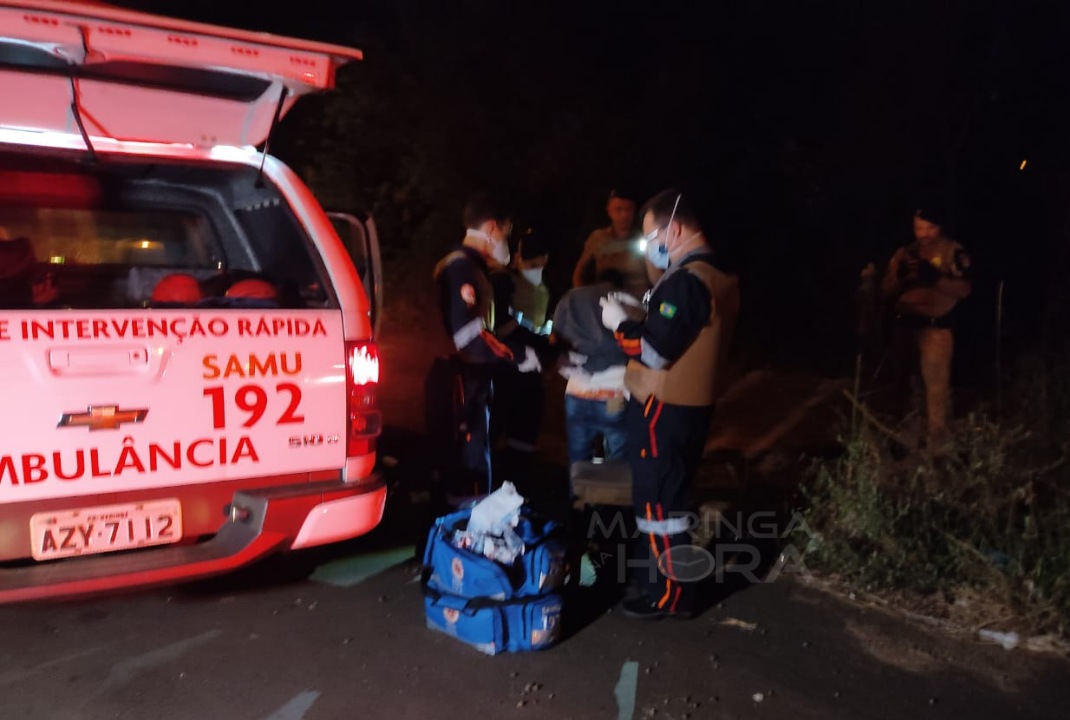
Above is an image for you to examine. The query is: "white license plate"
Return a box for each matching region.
[30,499,182,561]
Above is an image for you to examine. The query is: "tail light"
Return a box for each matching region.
[346,340,381,456]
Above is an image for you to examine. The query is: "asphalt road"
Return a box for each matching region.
[0,332,1067,719]
[0,516,1067,720]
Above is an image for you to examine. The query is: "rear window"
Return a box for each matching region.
[0,152,332,310]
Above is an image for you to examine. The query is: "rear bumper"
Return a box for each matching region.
[0,475,386,604]
[290,488,386,550]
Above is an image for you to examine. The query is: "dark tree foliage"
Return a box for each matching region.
[113,0,1070,374]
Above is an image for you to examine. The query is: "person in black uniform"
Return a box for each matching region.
[601,189,739,620]
[488,231,553,488]
[429,191,541,505]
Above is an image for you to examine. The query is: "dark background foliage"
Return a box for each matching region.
[119,0,1070,380]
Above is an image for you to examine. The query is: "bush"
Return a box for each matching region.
[795,412,1070,637]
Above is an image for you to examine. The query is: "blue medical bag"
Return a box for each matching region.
[421,506,567,654]
[422,507,566,600]
[423,586,563,656]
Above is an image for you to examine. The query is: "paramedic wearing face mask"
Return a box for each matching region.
[431,192,542,504]
[601,189,740,620]
[489,232,553,487]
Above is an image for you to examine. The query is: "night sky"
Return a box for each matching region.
[111,0,1070,377]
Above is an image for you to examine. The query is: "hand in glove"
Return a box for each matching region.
[558,364,590,381]
[517,345,542,373]
[607,291,643,309]
[599,296,629,331]
[558,350,587,380]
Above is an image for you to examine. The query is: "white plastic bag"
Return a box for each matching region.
[468,481,525,535]
[465,481,527,564]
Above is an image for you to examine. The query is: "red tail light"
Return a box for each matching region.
[346,340,381,456]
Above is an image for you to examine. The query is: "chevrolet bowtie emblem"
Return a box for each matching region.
[58,405,148,431]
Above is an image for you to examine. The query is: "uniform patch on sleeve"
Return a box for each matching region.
[460,283,476,306]
[658,302,677,319]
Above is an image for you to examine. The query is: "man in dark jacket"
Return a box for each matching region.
[552,268,633,472]
[429,192,540,504]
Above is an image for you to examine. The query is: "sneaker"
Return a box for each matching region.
[619,595,695,621]
[619,596,667,620]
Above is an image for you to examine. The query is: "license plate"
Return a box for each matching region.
[30,499,182,561]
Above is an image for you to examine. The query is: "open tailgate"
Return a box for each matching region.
[0,0,362,146]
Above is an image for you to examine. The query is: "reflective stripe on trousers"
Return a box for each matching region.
[627,397,712,609]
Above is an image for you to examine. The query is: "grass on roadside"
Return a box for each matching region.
[794,410,1070,638]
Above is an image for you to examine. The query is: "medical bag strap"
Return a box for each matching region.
[420,575,546,615]
[418,567,487,617]
[517,508,562,545]
[419,573,479,614]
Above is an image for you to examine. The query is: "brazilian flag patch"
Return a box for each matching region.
[658,302,678,319]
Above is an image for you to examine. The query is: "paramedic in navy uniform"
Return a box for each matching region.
[432,191,541,504]
[602,189,739,620]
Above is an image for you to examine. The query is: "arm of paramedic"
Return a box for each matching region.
[442,260,514,363]
[490,269,519,338]
[614,271,711,369]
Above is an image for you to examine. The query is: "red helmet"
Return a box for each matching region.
[151,273,203,303]
[225,278,277,300]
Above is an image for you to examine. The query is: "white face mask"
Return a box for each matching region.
[644,234,670,269]
[519,267,544,286]
[491,239,511,266]
[467,228,511,266]
[643,193,683,271]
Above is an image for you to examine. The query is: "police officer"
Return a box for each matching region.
[601,189,739,619]
[431,191,541,505]
[881,205,972,449]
